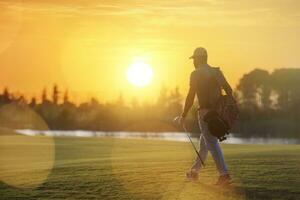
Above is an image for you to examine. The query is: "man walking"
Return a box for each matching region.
[179,47,233,185]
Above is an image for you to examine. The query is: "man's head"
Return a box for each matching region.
[189,47,208,68]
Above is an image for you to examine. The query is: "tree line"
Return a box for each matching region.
[0,68,299,138]
[235,68,300,138]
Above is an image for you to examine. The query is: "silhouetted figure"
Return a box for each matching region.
[179,47,233,185]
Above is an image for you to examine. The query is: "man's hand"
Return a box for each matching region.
[173,116,186,127]
[179,116,186,127]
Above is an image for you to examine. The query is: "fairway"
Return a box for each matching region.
[1,136,300,200]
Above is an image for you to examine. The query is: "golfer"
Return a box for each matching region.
[178,47,233,185]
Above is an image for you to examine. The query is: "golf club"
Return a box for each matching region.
[173,117,205,167]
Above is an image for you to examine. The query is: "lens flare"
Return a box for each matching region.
[0,103,54,189]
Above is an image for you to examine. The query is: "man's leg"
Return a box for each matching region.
[186,118,209,181]
[198,111,229,176]
[190,134,208,172]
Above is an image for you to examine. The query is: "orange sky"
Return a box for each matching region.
[1,0,300,103]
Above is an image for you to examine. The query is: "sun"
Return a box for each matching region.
[126,60,153,87]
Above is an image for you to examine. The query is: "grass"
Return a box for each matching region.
[0,135,300,200]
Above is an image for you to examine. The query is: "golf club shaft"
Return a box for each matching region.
[183,125,205,167]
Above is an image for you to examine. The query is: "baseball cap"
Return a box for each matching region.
[189,47,207,59]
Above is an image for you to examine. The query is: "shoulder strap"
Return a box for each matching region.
[211,67,228,92]
[205,66,221,109]
[209,67,221,86]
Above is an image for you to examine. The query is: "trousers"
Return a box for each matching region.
[191,109,228,175]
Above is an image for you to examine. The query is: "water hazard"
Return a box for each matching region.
[16,130,300,145]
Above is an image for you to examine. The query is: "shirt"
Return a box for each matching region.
[190,64,232,109]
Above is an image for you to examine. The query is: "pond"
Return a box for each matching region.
[16,130,300,145]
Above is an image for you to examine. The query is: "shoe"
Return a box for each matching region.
[186,169,199,181]
[215,174,232,185]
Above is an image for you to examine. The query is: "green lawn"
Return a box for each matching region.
[0,135,300,200]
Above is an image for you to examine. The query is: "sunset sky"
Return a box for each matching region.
[0,0,300,103]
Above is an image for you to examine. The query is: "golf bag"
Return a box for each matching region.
[203,95,239,142]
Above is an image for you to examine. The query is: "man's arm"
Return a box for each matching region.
[181,72,196,118]
[181,86,196,118]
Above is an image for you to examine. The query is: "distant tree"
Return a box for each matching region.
[90,97,100,107]
[52,84,59,104]
[63,90,70,104]
[41,88,48,104]
[236,69,270,110]
[270,68,300,110]
[29,97,37,107]
[2,87,11,104]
